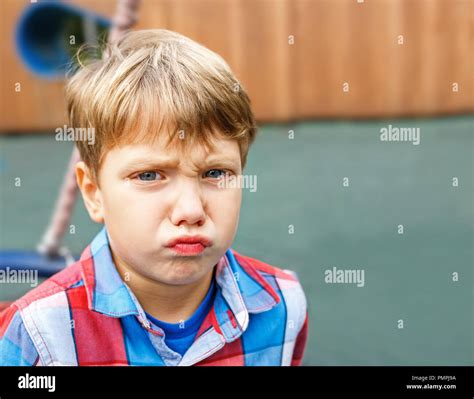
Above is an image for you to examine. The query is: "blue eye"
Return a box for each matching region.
[204,169,226,179]
[137,171,161,181]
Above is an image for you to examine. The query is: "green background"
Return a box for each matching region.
[1,116,472,365]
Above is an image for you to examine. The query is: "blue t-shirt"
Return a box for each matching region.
[146,279,216,356]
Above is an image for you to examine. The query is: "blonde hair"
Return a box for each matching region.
[66,29,257,180]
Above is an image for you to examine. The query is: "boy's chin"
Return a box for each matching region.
[151,259,214,286]
[159,272,208,286]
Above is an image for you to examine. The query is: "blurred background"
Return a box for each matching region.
[0,0,472,365]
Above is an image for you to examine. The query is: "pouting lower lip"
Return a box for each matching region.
[165,236,213,248]
[168,243,207,255]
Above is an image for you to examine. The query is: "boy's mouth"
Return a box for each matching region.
[165,235,212,256]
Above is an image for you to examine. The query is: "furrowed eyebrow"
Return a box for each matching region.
[120,156,241,174]
[120,158,180,173]
[203,160,240,170]
[204,156,241,170]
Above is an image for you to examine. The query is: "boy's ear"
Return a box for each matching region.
[75,161,105,224]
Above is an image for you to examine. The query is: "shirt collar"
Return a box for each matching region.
[80,227,146,321]
[80,227,280,339]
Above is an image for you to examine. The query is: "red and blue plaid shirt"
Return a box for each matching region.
[0,227,308,366]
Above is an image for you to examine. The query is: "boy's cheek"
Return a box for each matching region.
[214,192,241,240]
[212,187,241,216]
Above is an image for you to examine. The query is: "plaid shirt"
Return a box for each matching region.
[0,228,308,366]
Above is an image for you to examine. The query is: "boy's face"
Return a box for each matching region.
[76,134,243,286]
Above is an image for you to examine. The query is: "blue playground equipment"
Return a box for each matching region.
[15,0,111,79]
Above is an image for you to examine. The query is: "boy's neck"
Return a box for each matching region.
[112,254,215,324]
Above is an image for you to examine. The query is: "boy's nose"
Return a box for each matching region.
[169,182,206,227]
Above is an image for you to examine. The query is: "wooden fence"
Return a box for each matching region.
[0,0,472,131]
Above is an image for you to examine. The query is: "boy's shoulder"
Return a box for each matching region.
[231,249,300,285]
[230,248,302,281]
[0,261,85,366]
[229,248,307,312]
[12,260,84,311]
[228,249,308,351]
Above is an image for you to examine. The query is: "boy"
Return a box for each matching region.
[0,29,308,366]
